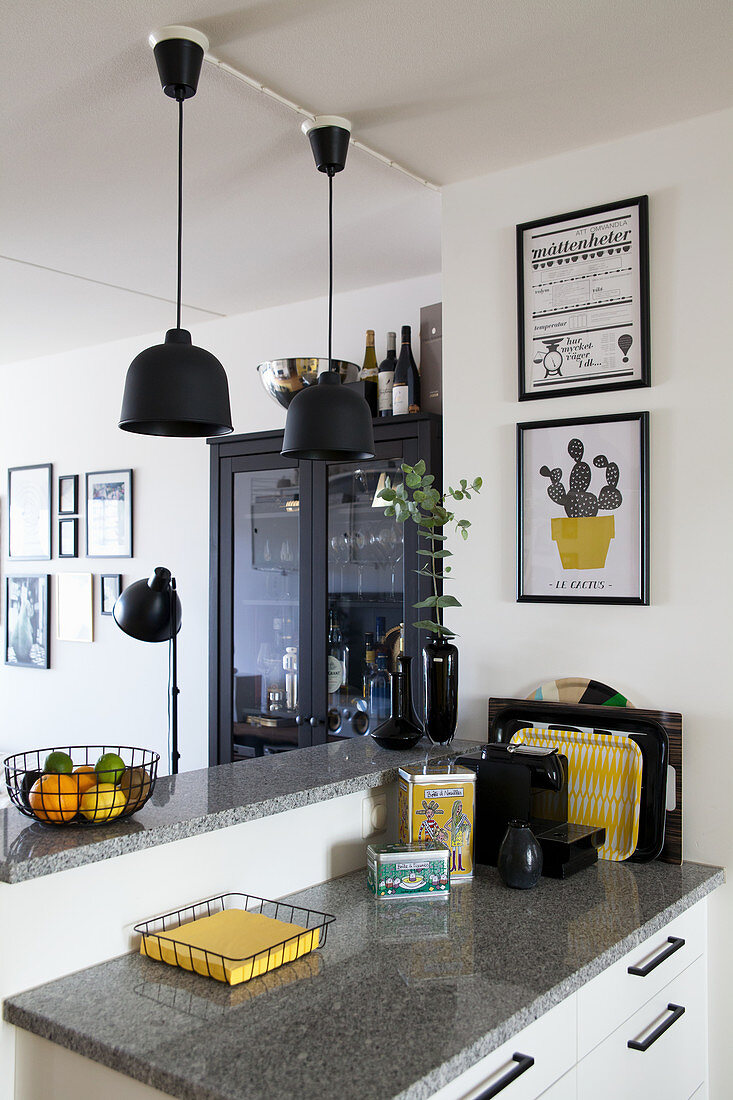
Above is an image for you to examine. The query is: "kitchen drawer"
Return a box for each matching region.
[429,993,576,1100]
[537,1066,576,1099]
[577,954,706,1100]
[577,899,705,1058]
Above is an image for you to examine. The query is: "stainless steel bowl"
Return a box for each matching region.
[257,358,359,410]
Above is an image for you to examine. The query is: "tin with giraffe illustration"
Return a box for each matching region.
[398,764,476,880]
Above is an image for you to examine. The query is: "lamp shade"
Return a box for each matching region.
[281,372,375,460]
[113,567,182,643]
[119,329,233,437]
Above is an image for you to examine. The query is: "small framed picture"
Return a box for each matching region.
[58,517,79,559]
[58,474,79,515]
[85,469,133,557]
[517,412,649,604]
[517,196,650,400]
[57,573,94,643]
[5,575,50,668]
[101,574,122,616]
[8,464,52,560]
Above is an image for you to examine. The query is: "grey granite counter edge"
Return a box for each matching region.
[4,868,724,1100]
[4,767,408,885]
[395,866,725,1100]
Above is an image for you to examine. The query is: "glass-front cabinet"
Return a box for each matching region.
[209,414,442,764]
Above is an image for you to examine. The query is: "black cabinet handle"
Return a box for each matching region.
[628,936,685,977]
[475,1053,535,1099]
[628,1003,685,1051]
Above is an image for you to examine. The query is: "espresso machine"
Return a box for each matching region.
[456,743,605,878]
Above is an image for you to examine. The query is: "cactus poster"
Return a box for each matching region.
[517,196,650,401]
[518,413,649,604]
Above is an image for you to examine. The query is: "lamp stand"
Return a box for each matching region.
[170,578,180,774]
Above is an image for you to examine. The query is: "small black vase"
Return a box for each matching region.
[423,639,458,745]
[497,820,543,889]
[371,655,423,750]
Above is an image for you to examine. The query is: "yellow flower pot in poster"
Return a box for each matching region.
[551,515,615,570]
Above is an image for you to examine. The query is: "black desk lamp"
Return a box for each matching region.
[113,567,183,773]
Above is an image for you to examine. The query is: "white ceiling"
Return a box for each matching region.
[2,0,731,365]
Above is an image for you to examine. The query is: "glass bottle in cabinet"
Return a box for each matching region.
[209,414,442,764]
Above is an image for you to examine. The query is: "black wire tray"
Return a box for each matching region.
[135,892,336,986]
[3,744,159,826]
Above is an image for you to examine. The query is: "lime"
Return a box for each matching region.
[94,752,126,785]
[44,750,74,775]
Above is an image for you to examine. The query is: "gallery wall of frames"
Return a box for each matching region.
[4,465,131,668]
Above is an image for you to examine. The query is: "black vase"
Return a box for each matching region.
[371,655,423,750]
[423,639,458,745]
[497,820,543,889]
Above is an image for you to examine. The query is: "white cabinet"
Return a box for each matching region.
[430,899,708,1100]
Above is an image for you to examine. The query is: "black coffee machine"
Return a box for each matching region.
[457,743,604,878]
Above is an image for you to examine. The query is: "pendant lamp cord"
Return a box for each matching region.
[328,169,334,372]
[176,91,185,331]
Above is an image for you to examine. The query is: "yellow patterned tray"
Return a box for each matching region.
[510,728,643,861]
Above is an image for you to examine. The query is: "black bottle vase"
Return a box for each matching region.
[497,820,543,889]
[370,655,423,750]
[423,638,459,745]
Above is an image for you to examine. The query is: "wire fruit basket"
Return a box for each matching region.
[3,744,159,826]
[135,892,336,986]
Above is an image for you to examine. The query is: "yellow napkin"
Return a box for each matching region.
[141,908,317,985]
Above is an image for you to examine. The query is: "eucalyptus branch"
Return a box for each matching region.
[378,461,482,641]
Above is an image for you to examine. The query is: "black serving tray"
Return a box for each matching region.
[488,700,670,863]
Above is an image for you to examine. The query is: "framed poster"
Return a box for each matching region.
[85,469,133,557]
[57,573,93,642]
[8,464,52,559]
[100,574,122,616]
[517,412,649,604]
[58,474,79,515]
[517,196,650,400]
[5,575,50,668]
[58,517,79,558]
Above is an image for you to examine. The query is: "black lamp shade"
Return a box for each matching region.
[119,329,233,437]
[113,568,182,643]
[281,372,375,460]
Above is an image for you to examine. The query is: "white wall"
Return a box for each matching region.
[0,272,440,772]
[441,109,732,1093]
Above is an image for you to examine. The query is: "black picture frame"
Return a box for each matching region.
[58,517,79,559]
[8,464,52,560]
[517,196,650,401]
[58,474,79,515]
[5,575,50,668]
[100,574,122,616]
[85,469,133,558]
[517,411,649,605]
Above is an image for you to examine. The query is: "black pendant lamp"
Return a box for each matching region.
[119,27,232,438]
[281,117,375,461]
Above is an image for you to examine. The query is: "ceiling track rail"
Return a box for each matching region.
[204,52,440,193]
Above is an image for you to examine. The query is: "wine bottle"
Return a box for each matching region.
[359,329,379,417]
[377,331,396,417]
[362,631,376,697]
[375,616,388,662]
[327,609,349,700]
[392,325,420,416]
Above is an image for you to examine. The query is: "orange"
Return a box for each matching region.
[73,765,97,795]
[29,773,79,823]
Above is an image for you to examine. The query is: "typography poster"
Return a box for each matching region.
[517,197,650,400]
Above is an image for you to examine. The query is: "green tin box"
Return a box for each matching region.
[366,842,451,899]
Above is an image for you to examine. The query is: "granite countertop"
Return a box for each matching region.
[0,738,479,884]
[4,860,722,1100]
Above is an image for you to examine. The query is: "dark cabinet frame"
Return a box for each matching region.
[208,414,442,765]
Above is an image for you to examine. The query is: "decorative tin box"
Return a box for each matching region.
[398,763,476,880]
[367,842,450,899]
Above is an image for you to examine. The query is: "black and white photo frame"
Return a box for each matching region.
[5,575,50,668]
[58,517,79,558]
[85,469,133,557]
[58,474,79,516]
[517,196,650,401]
[8,464,52,560]
[101,574,122,616]
[517,411,649,604]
